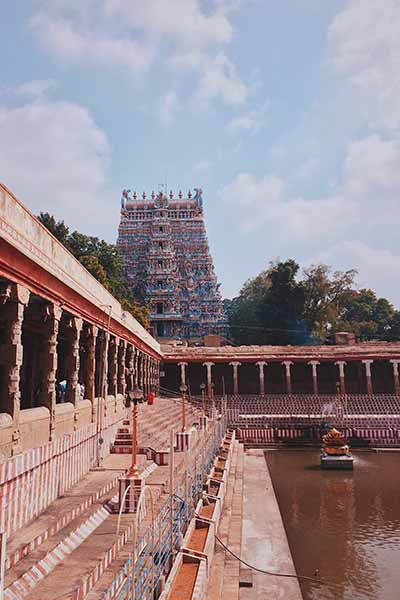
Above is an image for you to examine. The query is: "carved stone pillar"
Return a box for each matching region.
[178,362,188,388]
[126,344,135,392]
[335,361,347,394]
[148,356,151,393]
[84,324,98,423]
[39,303,62,440]
[308,361,320,395]
[108,337,118,411]
[144,355,149,395]
[98,330,109,418]
[118,339,127,399]
[142,355,146,395]
[255,361,267,395]
[149,359,153,392]
[203,362,215,397]
[362,360,374,395]
[1,284,30,455]
[65,317,83,428]
[136,351,142,390]
[155,360,160,395]
[229,361,241,395]
[390,360,400,395]
[282,361,293,395]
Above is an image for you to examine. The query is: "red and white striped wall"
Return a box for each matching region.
[0,412,123,540]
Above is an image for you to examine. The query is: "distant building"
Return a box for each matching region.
[117,188,225,340]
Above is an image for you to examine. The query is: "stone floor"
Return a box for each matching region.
[208,447,303,600]
[240,450,303,600]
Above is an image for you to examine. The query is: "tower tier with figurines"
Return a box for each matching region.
[118,188,225,340]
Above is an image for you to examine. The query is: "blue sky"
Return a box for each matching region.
[1,1,400,304]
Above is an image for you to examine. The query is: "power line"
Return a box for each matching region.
[214,533,331,586]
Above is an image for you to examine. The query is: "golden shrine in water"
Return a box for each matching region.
[321,428,354,469]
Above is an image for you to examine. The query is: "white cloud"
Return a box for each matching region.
[221,129,400,239]
[329,0,400,132]
[340,134,400,229]
[192,52,248,108]
[226,102,268,134]
[30,12,155,73]
[314,241,400,305]
[0,85,116,239]
[159,91,181,126]
[221,128,400,303]
[220,172,355,239]
[30,0,248,110]
[227,114,257,133]
[103,0,234,49]
[13,79,56,98]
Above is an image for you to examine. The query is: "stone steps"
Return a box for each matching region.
[3,454,152,600]
[207,440,244,600]
[4,469,120,574]
[4,398,203,600]
[84,446,200,600]
[112,401,201,454]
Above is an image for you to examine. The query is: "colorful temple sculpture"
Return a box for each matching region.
[321,427,353,470]
[118,188,225,340]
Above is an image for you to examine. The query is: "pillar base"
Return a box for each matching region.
[118,474,144,513]
[200,415,208,431]
[11,429,22,456]
[176,431,192,452]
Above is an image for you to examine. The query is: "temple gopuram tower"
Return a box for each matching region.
[118,188,225,340]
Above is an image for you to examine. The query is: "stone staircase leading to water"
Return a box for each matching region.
[3,397,204,600]
[111,397,202,455]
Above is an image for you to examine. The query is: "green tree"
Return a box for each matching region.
[228,260,306,345]
[38,212,70,247]
[336,288,397,341]
[120,299,150,330]
[79,255,108,287]
[226,261,399,345]
[386,311,400,341]
[37,212,149,329]
[301,264,357,341]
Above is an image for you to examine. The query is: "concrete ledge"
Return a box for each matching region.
[0,413,13,429]
[241,450,302,600]
[76,400,92,428]
[161,550,208,600]
[20,406,51,450]
[0,413,14,459]
[161,429,234,600]
[182,517,216,576]
[197,496,221,527]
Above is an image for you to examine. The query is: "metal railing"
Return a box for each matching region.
[101,417,226,600]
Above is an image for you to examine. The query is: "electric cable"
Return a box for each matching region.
[214,532,326,585]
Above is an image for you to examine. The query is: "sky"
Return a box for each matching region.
[1,1,400,304]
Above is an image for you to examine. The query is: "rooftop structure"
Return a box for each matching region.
[117,188,225,341]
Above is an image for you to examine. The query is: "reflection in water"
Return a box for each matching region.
[266,451,400,600]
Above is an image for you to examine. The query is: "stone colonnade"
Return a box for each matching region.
[175,358,400,396]
[0,281,160,455]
